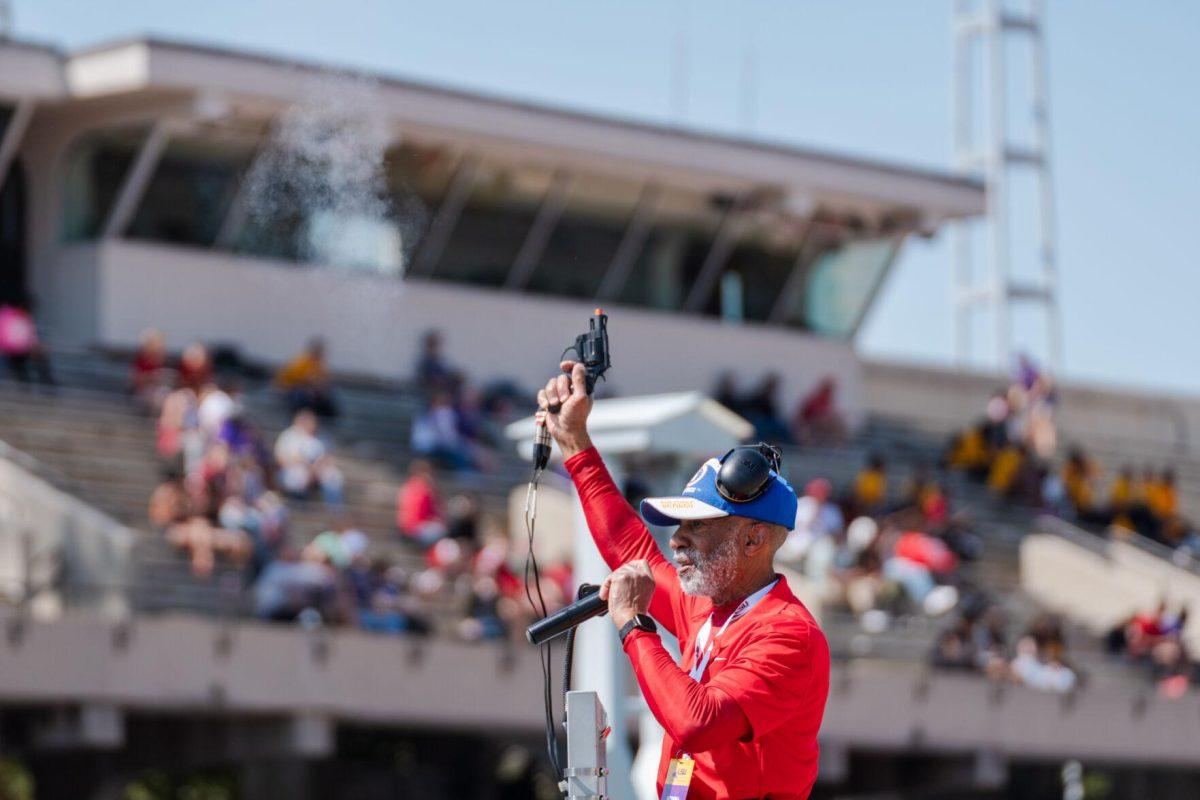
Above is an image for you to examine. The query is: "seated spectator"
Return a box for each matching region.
[415,329,455,394]
[156,386,204,476]
[986,443,1025,499]
[397,460,447,547]
[411,391,475,471]
[446,493,481,543]
[780,478,844,568]
[712,372,743,416]
[197,382,238,441]
[791,376,845,445]
[853,454,888,513]
[274,409,344,507]
[740,372,792,444]
[177,342,213,392]
[1011,614,1076,694]
[0,298,54,386]
[355,561,431,636]
[983,390,1011,449]
[1147,468,1179,526]
[253,547,338,621]
[945,424,992,481]
[304,517,369,569]
[129,328,173,412]
[1107,465,1137,531]
[150,473,250,578]
[1061,447,1103,522]
[885,530,959,617]
[275,337,339,419]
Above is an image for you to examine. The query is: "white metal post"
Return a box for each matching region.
[0,99,34,195]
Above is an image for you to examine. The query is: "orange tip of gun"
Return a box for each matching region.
[594,307,605,315]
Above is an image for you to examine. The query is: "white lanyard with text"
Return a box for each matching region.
[687,579,777,682]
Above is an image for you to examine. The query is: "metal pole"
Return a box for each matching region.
[951,1,973,365]
[985,0,1010,369]
[1030,0,1063,372]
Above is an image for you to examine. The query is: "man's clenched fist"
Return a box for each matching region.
[536,360,593,460]
[600,559,656,631]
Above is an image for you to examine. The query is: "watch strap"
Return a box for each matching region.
[619,614,657,645]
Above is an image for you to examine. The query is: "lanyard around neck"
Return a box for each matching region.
[688,578,777,682]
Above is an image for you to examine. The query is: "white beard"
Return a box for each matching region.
[674,535,740,598]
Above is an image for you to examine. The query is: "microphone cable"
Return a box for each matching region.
[523,461,564,781]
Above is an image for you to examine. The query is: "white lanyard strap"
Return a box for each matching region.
[688,579,777,681]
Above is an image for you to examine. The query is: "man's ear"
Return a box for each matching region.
[743,521,769,554]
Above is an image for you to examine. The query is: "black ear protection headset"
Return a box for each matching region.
[715,442,784,503]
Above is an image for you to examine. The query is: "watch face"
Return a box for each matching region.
[634,614,656,631]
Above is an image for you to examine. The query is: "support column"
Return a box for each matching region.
[505,169,572,290]
[597,184,660,301]
[409,153,480,278]
[0,98,34,194]
[101,120,172,239]
[683,201,743,313]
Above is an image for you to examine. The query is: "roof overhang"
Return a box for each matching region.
[0,36,984,227]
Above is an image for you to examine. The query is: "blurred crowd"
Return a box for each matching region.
[0,298,55,388]
[944,355,1195,552]
[777,453,975,632]
[714,371,846,447]
[933,607,1078,694]
[1106,601,1194,698]
[133,328,563,643]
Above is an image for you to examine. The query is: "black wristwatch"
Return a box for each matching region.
[619,613,657,644]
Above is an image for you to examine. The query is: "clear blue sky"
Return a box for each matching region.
[15,1,1200,394]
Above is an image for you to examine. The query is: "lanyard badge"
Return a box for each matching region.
[660,755,695,800]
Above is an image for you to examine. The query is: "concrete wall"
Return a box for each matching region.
[1021,527,1200,654]
[0,444,133,617]
[80,240,864,424]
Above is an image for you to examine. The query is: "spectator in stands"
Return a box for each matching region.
[853,453,888,514]
[156,386,204,476]
[712,372,743,415]
[1011,614,1076,693]
[0,297,54,387]
[886,529,959,617]
[983,390,1011,449]
[274,409,344,507]
[129,328,172,412]
[1147,468,1179,528]
[197,381,238,441]
[740,372,792,444]
[355,561,431,636]
[780,478,844,569]
[1061,446,1102,523]
[1107,465,1138,532]
[986,442,1026,499]
[944,424,992,481]
[415,329,454,394]
[275,337,339,419]
[150,471,251,578]
[411,391,475,471]
[303,517,369,569]
[253,546,338,621]
[791,376,845,445]
[176,342,213,393]
[397,459,447,547]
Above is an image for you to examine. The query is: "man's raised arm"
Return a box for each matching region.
[538,361,684,635]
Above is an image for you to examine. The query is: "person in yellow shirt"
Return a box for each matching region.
[946,423,991,481]
[276,338,339,418]
[1060,448,1096,515]
[853,453,888,513]
[987,444,1024,498]
[1147,468,1179,522]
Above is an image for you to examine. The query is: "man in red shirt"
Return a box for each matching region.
[538,362,830,800]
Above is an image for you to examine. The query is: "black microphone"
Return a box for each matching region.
[525,583,606,646]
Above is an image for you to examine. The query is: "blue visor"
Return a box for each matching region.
[640,457,798,530]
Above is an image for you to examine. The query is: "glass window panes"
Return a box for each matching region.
[802,237,897,338]
[525,174,644,300]
[59,127,149,241]
[127,134,255,247]
[434,162,553,288]
[385,142,461,271]
[618,186,721,312]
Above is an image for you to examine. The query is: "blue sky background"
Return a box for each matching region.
[15,1,1200,394]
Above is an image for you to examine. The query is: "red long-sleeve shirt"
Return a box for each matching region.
[565,447,830,800]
